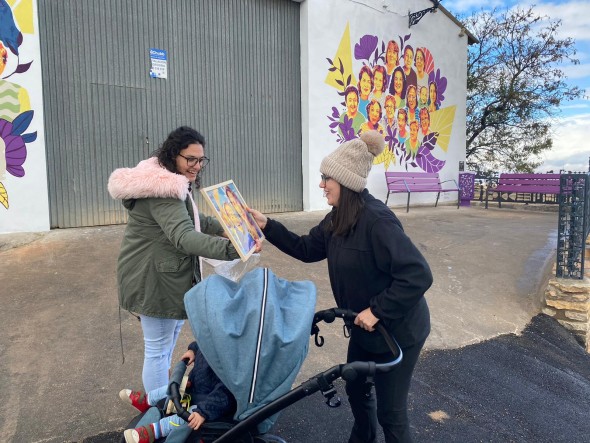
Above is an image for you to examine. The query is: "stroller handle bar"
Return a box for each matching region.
[312,307,403,374]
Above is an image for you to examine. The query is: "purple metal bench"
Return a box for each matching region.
[484,173,561,209]
[385,172,460,212]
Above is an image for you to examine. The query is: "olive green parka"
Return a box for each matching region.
[108,157,239,319]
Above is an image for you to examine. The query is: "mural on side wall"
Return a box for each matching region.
[325,23,456,173]
[0,0,36,210]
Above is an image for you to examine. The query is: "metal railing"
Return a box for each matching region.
[556,174,590,279]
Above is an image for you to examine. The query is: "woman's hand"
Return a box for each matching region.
[180,349,195,366]
[354,308,380,332]
[187,411,206,430]
[254,238,263,253]
[247,207,268,230]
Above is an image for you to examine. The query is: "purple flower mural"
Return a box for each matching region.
[1,111,35,177]
[326,29,456,174]
[354,35,378,61]
[0,110,36,208]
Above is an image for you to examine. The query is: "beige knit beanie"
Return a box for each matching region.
[320,131,385,192]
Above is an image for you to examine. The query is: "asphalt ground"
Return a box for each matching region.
[1,204,589,442]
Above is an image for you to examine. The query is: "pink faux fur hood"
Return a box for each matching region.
[108,157,190,200]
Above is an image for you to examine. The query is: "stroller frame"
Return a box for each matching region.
[167,307,403,443]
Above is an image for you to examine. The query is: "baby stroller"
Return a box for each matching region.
[123,267,402,443]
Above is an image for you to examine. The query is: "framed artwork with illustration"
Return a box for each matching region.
[200,180,264,261]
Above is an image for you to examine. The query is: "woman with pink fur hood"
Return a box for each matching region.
[108,126,248,392]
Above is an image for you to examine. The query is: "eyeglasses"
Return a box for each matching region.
[178,154,209,168]
[321,174,332,185]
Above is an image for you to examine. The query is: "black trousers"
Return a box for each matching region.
[345,337,426,443]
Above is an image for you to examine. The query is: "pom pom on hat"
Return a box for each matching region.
[320,130,385,193]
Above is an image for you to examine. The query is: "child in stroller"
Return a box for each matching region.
[120,268,401,443]
[120,341,235,443]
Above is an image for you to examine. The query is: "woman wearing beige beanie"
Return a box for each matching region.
[249,130,432,443]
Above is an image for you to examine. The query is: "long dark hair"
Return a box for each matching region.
[329,185,364,236]
[152,126,206,187]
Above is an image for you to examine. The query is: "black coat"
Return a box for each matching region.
[262,190,432,350]
[186,342,236,420]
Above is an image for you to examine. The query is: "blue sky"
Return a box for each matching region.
[444,0,590,172]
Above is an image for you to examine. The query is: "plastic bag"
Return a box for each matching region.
[202,254,261,282]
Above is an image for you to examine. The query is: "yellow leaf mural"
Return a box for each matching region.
[374,147,395,169]
[429,106,456,152]
[7,0,34,34]
[325,23,356,92]
[0,181,8,209]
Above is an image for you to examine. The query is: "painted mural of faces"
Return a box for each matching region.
[373,65,387,96]
[407,85,417,111]
[420,108,430,134]
[385,40,399,72]
[367,100,382,126]
[393,69,404,97]
[398,108,407,131]
[429,81,438,112]
[409,120,419,143]
[384,95,395,122]
[358,66,373,100]
[403,46,414,73]
[419,86,428,107]
[345,87,359,117]
[415,48,425,77]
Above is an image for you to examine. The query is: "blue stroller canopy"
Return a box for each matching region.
[184,267,317,434]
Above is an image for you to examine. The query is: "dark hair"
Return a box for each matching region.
[386,40,399,66]
[414,47,425,68]
[328,185,364,237]
[153,126,206,185]
[358,65,374,93]
[365,99,382,125]
[344,85,359,101]
[389,67,407,99]
[372,65,387,93]
[404,45,414,58]
[406,85,417,110]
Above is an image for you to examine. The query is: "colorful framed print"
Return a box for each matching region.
[200,180,264,261]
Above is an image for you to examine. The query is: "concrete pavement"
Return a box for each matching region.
[1,204,589,442]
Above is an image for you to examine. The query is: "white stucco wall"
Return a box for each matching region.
[300,0,468,211]
[0,0,49,233]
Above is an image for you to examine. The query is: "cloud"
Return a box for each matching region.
[560,103,590,111]
[537,113,590,172]
[444,0,506,14]
[447,1,590,41]
[561,62,590,80]
[532,1,590,42]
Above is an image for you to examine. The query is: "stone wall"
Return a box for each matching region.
[542,246,590,353]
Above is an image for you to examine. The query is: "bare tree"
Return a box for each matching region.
[464,7,582,174]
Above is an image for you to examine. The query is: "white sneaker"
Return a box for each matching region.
[123,428,140,443]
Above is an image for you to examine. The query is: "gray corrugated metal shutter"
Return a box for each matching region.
[39,0,301,228]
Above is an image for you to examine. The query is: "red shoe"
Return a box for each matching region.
[123,425,155,443]
[119,389,151,413]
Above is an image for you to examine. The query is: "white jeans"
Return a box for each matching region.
[139,315,184,392]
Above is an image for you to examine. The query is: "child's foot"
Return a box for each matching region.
[123,426,155,443]
[119,389,150,413]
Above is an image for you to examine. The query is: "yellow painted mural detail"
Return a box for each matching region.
[373,147,395,169]
[429,106,456,152]
[0,182,7,209]
[324,22,356,91]
[7,0,33,34]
